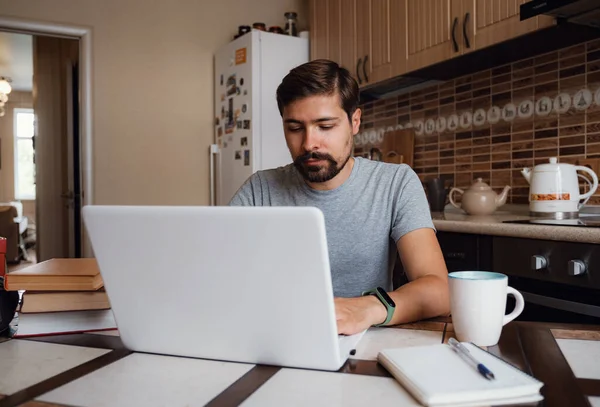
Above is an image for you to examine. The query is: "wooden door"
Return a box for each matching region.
[340,0,357,80]
[309,0,330,60]
[463,0,555,52]
[327,0,342,64]
[369,0,392,83]
[33,36,81,261]
[355,0,371,86]
[390,0,408,77]
[406,0,462,72]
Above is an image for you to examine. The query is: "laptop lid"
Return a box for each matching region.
[82,205,347,370]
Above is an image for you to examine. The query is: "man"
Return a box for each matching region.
[229,59,449,335]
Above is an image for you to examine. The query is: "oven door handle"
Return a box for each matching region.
[521,291,600,318]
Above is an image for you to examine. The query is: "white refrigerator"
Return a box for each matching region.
[210,30,309,205]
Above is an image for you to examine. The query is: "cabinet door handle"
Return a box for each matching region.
[463,12,471,49]
[451,17,459,53]
[356,57,363,85]
[363,55,369,82]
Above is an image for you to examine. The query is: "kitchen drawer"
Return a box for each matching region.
[437,232,492,272]
[393,231,492,289]
[493,236,600,289]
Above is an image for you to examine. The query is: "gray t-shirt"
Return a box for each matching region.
[228,157,435,298]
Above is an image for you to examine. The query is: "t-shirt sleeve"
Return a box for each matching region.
[390,166,436,242]
[228,174,258,206]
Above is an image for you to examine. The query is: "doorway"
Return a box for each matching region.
[0,17,94,267]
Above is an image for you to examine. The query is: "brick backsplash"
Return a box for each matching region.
[355,38,600,205]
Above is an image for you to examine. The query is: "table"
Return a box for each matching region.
[0,318,599,407]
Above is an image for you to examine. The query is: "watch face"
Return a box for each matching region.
[376,287,395,307]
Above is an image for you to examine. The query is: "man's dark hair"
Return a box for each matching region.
[276,59,359,123]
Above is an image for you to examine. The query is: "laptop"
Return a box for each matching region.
[82,205,365,371]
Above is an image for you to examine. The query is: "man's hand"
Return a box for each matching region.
[334,296,387,335]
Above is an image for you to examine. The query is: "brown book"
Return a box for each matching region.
[4,258,104,292]
[20,288,110,313]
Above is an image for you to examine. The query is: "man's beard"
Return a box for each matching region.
[293,150,351,183]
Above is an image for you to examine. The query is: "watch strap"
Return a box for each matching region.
[362,287,395,327]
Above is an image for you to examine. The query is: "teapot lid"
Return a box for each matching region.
[468,178,492,191]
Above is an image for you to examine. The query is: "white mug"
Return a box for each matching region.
[449,271,524,347]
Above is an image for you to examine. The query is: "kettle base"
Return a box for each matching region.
[529,210,579,220]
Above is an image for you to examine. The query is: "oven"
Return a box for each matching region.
[493,236,600,325]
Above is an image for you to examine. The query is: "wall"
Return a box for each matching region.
[0,0,307,205]
[356,38,600,205]
[0,91,35,214]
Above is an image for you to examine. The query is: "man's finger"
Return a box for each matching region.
[336,318,349,335]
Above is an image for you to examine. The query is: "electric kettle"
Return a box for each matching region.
[521,157,598,218]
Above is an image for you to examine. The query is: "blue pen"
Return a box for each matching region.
[448,337,495,380]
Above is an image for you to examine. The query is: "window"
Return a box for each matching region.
[14,108,36,200]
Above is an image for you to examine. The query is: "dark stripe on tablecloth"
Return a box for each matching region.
[518,325,590,407]
[19,399,80,407]
[0,348,131,407]
[578,378,600,397]
[205,365,281,407]
[441,322,448,343]
[487,322,531,374]
[205,356,397,407]
[22,333,124,350]
[338,358,391,377]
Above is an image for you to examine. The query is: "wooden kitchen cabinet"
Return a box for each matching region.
[365,0,407,83]
[361,0,392,84]
[406,0,463,72]
[309,0,407,87]
[309,0,555,87]
[308,0,359,82]
[309,0,329,61]
[355,0,370,84]
[462,0,555,53]
[339,1,357,78]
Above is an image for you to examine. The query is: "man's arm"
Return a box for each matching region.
[335,227,449,334]
[386,227,449,323]
[335,167,449,335]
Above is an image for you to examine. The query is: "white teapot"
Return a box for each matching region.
[521,157,598,217]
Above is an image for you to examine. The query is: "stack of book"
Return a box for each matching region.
[3,258,117,337]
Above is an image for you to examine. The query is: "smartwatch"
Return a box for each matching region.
[362,286,396,327]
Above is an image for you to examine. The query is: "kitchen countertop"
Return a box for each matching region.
[431,204,600,244]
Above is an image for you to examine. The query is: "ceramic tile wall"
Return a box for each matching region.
[356,38,600,204]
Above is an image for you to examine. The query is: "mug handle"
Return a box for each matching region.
[502,286,524,326]
[448,187,463,209]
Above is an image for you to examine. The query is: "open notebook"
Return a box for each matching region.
[378,342,543,407]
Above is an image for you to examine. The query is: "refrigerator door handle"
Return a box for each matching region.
[209,144,220,206]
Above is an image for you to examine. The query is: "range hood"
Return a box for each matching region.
[520,0,600,28]
[359,76,443,103]
[360,18,600,103]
